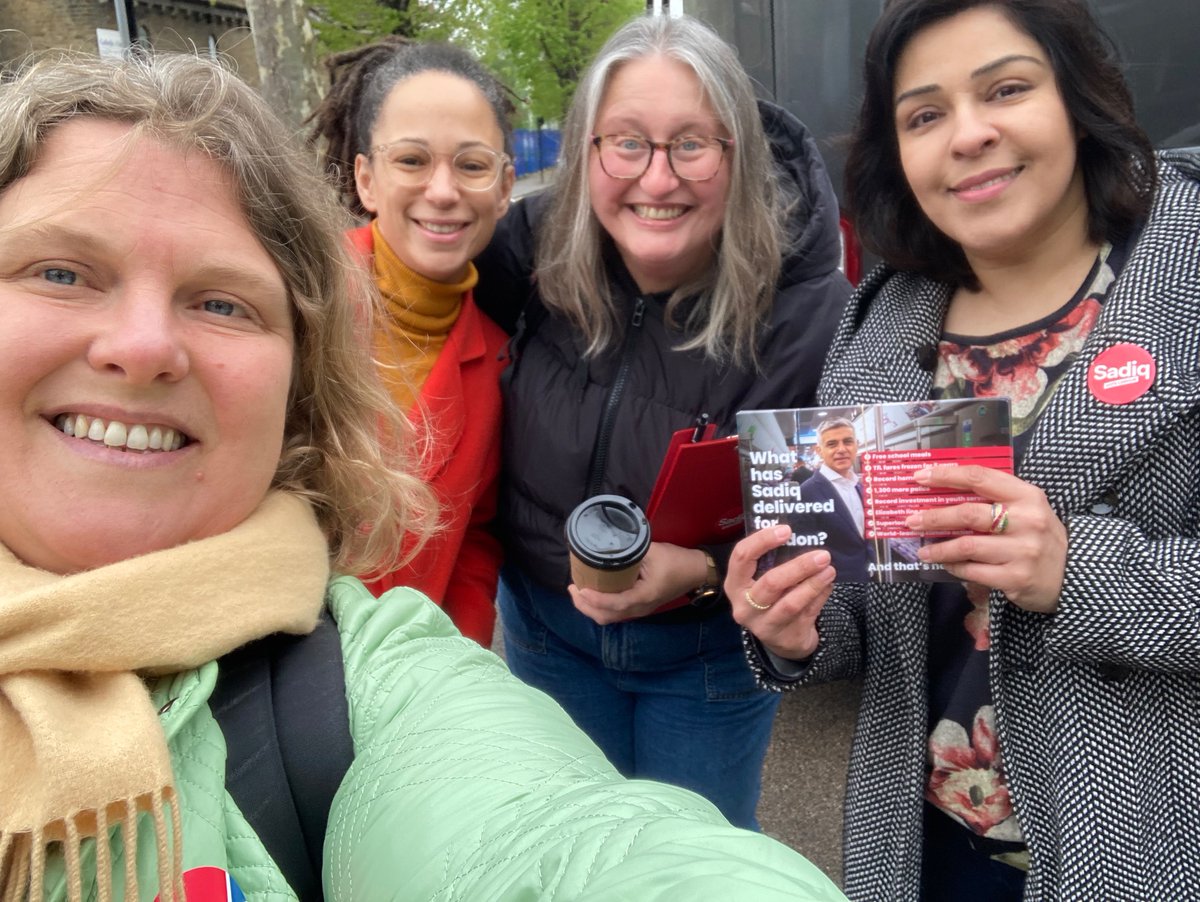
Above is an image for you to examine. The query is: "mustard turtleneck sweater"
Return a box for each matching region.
[371,220,478,412]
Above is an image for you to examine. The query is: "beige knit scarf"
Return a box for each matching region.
[0,492,330,902]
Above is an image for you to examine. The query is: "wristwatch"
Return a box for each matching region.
[689,549,721,603]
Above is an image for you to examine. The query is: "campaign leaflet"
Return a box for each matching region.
[736,399,1013,583]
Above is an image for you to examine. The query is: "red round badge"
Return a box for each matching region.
[1087,343,1156,405]
[155,866,246,902]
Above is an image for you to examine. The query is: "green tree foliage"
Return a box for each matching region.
[308,0,644,123]
[481,0,645,124]
[310,0,455,54]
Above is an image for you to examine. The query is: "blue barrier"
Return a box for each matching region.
[512,128,561,177]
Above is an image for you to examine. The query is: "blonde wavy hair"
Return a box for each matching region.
[0,52,436,575]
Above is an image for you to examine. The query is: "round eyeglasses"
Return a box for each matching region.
[369,141,511,191]
[591,133,734,182]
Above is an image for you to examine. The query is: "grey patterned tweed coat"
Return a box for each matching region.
[748,150,1200,902]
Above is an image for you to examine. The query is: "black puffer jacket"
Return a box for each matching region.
[475,102,851,593]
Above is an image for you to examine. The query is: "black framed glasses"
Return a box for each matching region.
[369,140,511,191]
[591,133,734,182]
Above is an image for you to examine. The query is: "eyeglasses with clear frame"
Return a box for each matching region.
[369,140,511,192]
[590,133,734,182]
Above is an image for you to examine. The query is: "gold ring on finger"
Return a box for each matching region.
[989,503,1010,535]
[745,589,772,611]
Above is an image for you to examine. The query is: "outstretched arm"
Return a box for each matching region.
[325,577,847,901]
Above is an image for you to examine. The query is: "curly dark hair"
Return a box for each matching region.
[307,37,516,218]
[845,0,1157,289]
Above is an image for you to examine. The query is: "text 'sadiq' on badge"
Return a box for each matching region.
[1087,343,1156,405]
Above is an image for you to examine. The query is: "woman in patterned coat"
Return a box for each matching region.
[723,1,1200,900]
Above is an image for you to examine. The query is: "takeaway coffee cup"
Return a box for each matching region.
[565,494,651,592]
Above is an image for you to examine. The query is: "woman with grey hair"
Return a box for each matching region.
[0,51,849,902]
[474,13,850,829]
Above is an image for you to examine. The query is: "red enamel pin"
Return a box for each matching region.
[1087,343,1156,405]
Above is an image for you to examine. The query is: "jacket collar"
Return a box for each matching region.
[1020,159,1200,514]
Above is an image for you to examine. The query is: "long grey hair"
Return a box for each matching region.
[536,14,794,367]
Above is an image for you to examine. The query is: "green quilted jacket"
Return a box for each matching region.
[46,576,846,901]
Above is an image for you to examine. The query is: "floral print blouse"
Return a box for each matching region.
[924,241,1124,854]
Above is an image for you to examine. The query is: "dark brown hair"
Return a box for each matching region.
[308,38,515,218]
[845,0,1157,288]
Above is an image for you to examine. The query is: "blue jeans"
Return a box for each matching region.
[497,562,781,830]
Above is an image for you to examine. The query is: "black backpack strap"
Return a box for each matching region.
[210,609,354,901]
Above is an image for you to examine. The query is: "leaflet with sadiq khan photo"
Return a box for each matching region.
[736,399,1013,583]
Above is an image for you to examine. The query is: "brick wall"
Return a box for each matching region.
[2,0,259,87]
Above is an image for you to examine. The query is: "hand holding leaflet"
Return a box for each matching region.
[737,399,1014,583]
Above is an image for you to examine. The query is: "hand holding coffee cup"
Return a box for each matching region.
[565,495,651,592]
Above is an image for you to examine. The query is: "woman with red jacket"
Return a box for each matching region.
[310,40,513,645]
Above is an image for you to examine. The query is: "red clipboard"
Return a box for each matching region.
[644,423,743,612]
[646,423,743,544]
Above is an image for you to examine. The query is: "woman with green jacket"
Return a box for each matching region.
[0,53,844,902]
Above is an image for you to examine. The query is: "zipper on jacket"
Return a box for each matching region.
[586,297,645,497]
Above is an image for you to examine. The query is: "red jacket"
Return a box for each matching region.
[349,225,507,645]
